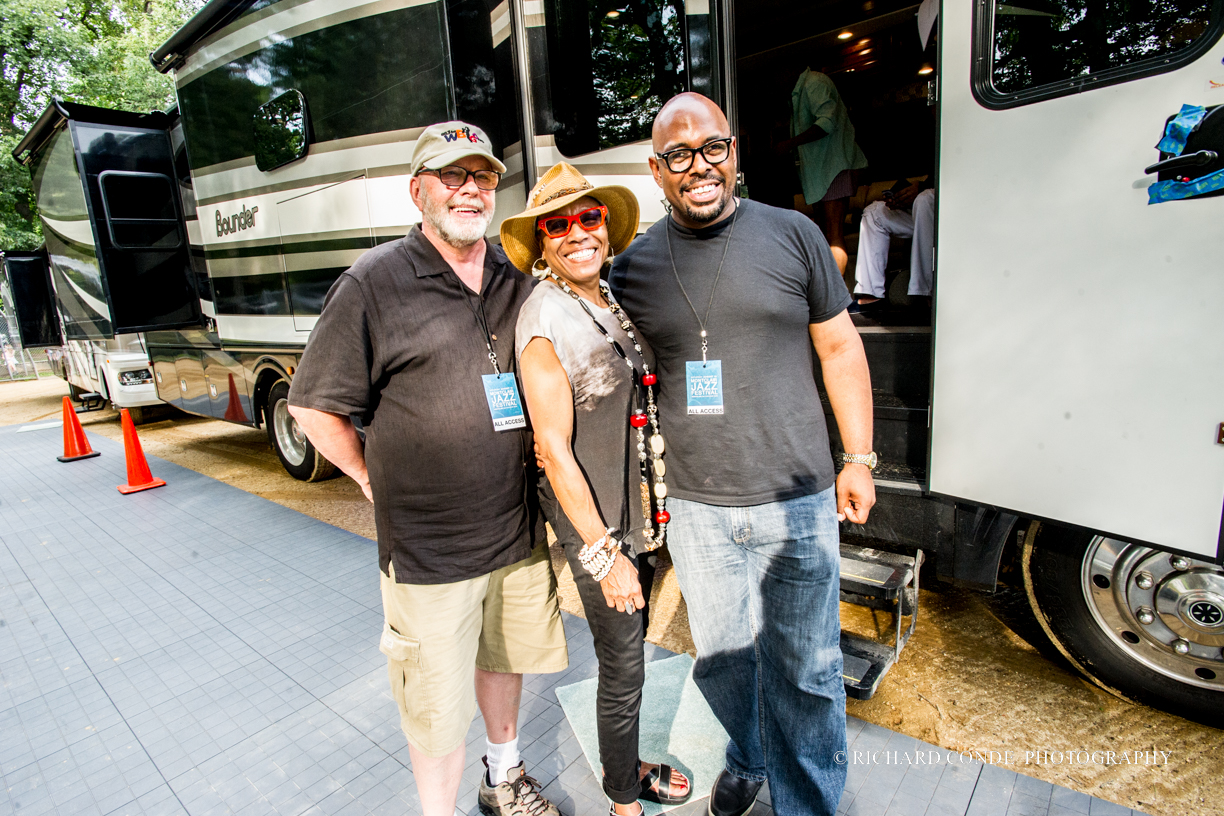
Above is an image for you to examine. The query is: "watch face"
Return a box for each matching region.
[868,452,878,468]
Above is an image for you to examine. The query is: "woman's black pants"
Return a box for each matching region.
[561,542,655,806]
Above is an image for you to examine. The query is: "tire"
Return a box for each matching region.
[264,380,337,482]
[1022,522,1224,728]
[126,406,146,425]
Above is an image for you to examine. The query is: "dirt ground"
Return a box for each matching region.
[2,376,1218,816]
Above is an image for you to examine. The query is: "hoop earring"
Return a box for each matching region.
[530,258,551,280]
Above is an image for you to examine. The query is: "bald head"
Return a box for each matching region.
[649,92,737,228]
[652,93,729,153]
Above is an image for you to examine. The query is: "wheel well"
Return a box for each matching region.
[934,504,1021,590]
[252,366,288,428]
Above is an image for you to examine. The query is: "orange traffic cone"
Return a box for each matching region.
[117,409,166,494]
[57,396,100,462]
[222,373,249,422]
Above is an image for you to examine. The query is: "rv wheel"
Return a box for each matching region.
[265,380,337,482]
[1023,522,1224,727]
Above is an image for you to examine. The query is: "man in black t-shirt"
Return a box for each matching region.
[610,94,876,816]
[287,122,566,816]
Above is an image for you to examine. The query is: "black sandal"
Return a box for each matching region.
[638,762,692,805]
[607,805,644,816]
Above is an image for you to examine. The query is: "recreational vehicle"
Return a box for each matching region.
[12,0,1223,725]
[6,103,184,420]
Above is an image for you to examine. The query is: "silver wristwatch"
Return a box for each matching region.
[841,452,878,471]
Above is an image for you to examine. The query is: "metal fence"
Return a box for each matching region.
[0,312,50,383]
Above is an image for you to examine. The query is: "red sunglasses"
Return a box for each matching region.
[537,205,608,238]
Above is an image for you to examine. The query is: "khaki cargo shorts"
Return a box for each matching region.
[379,542,569,757]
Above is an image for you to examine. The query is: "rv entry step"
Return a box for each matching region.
[75,392,104,412]
[839,544,922,700]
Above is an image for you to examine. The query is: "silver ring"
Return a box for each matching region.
[625,600,636,615]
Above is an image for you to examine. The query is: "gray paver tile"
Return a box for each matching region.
[1087,799,1131,816]
[1050,787,1092,814]
[0,429,1150,816]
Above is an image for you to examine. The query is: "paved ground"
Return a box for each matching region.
[0,421,1156,816]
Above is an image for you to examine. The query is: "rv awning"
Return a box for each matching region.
[11,100,172,166]
[150,0,260,74]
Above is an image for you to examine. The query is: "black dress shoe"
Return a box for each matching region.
[708,769,764,816]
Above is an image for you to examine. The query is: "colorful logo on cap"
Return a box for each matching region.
[442,126,483,144]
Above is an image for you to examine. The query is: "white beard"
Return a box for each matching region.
[421,188,495,248]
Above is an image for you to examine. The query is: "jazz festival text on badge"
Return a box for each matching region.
[686,360,724,415]
[482,373,526,431]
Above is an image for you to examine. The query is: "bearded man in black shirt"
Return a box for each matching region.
[288,122,567,816]
[609,93,876,816]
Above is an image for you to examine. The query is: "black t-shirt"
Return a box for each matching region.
[609,199,851,506]
[515,283,656,555]
[288,227,538,584]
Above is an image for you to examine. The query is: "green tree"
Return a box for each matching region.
[0,0,202,250]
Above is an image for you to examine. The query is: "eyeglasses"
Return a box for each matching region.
[654,137,734,173]
[417,165,502,191]
[537,205,608,238]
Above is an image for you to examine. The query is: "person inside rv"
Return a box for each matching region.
[849,176,935,315]
[775,67,868,273]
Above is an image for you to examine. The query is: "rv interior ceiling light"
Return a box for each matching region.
[859,48,872,55]
[606,9,620,18]
[838,31,853,39]
[918,65,934,75]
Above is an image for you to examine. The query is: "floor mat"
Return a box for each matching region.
[554,653,729,814]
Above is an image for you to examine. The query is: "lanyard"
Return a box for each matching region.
[446,268,502,375]
[664,200,739,364]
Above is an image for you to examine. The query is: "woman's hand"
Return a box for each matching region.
[600,552,646,613]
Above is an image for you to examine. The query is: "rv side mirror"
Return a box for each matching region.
[253,90,310,172]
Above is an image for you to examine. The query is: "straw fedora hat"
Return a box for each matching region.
[500,162,639,273]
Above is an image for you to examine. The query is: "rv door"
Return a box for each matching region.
[932,3,1224,558]
[2,250,62,348]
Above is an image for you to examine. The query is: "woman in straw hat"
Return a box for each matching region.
[503,163,691,815]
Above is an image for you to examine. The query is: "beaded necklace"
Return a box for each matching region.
[533,264,669,549]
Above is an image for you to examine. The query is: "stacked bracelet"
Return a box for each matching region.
[579,529,619,582]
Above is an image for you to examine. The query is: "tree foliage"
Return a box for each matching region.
[0,0,203,250]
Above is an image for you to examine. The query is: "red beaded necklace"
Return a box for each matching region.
[535,264,670,548]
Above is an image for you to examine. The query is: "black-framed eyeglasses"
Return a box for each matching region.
[417,165,502,191]
[654,137,734,173]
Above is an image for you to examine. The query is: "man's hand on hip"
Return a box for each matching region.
[836,463,875,523]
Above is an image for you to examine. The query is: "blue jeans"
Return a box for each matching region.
[667,489,847,816]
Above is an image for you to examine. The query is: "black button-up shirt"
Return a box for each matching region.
[290,226,538,584]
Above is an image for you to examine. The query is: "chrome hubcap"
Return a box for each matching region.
[272,397,307,467]
[1084,537,1224,689]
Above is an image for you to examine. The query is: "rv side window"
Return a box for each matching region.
[977,0,1223,107]
[254,90,310,172]
[544,0,688,157]
[98,171,184,251]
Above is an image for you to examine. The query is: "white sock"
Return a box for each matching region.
[486,735,520,786]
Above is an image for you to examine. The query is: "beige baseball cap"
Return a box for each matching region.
[409,121,507,176]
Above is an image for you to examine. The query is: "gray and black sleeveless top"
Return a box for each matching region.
[515,281,655,555]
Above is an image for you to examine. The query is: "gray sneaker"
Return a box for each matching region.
[478,758,560,816]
